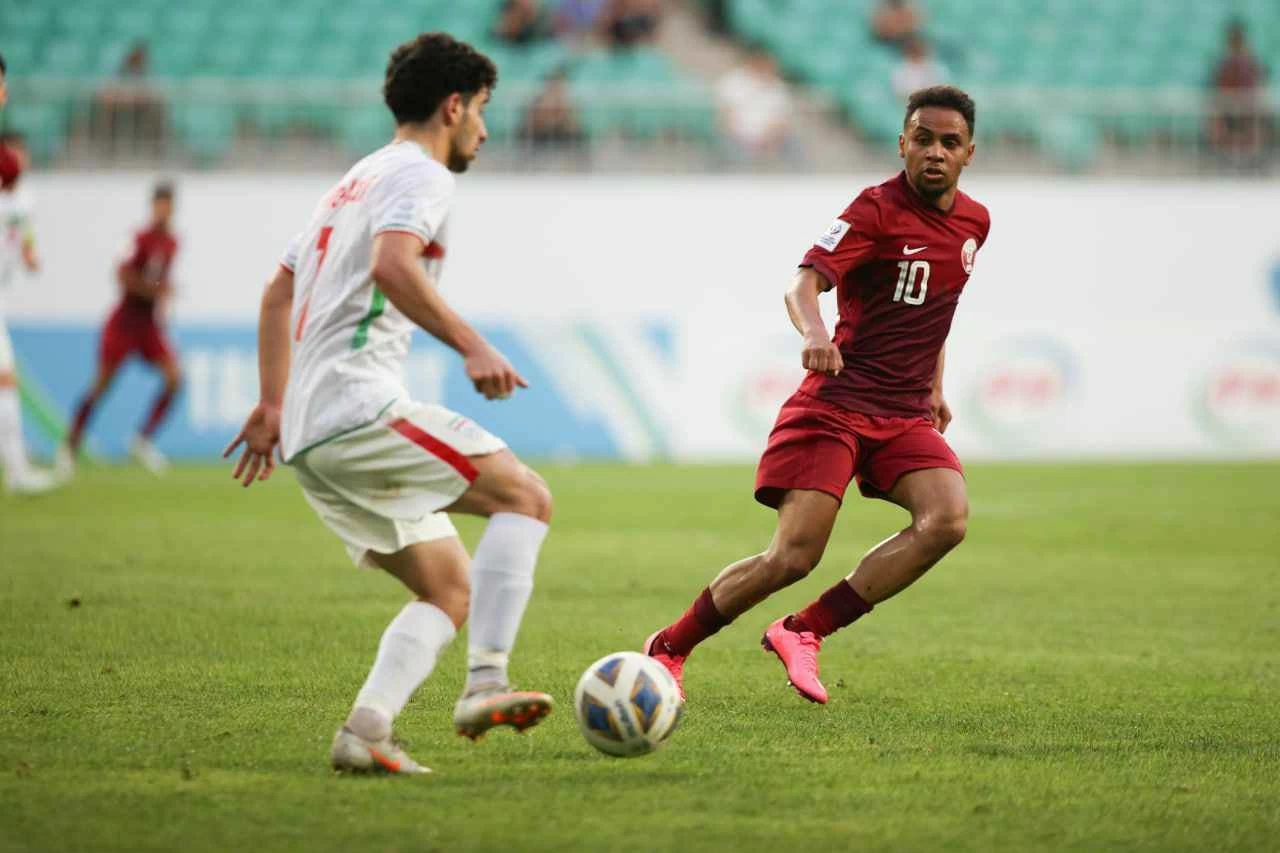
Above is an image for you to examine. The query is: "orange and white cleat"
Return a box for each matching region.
[761,618,829,704]
[330,727,431,775]
[452,685,553,741]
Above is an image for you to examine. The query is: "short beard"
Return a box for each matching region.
[447,145,473,173]
[912,170,951,200]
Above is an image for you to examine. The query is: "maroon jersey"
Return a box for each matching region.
[798,171,990,419]
[118,224,178,316]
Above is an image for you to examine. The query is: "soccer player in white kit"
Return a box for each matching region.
[0,66,60,496]
[225,34,553,775]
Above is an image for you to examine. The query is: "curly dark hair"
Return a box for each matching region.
[383,33,498,125]
[0,52,7,75]
[904,85,976,138]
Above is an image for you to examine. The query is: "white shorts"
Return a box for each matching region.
[0,318,13,374]
[291,400,507,568]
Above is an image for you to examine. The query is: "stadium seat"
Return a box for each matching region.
[719,0,1280,167]
[170,102,236,164]
[0,102,67,165]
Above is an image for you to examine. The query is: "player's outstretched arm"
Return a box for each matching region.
[786,268,843,377]
[20,229,38,273]
[371,231,527,400]
[225,265,293,487]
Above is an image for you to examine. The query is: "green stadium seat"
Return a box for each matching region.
[50,5,110,42]
[0,41,41,74]
[1037,115,1100,171]
[40,40,96,78]
[157,7,214,44]
[149,40,203,78]
[337,106,394,158]
[171,102,236,164]
[0,102,67,164]
[2,4,55,42]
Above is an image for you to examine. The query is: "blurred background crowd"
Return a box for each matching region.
[0,0,1276,175]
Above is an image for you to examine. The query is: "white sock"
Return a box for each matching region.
[348,601,456,741]
[0,388,31,483]
[466,512,550,691]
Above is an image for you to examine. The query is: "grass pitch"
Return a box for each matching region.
[1,462,1278,853]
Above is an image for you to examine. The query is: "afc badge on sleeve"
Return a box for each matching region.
[814,219,851,252]
[961,237,977,274]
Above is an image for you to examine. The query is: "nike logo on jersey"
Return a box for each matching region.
[902,245,928,255]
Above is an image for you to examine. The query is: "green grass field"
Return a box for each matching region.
[2,462,1278,853]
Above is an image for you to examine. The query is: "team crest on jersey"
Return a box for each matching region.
[814,219,850,252]
[961,238,977,274]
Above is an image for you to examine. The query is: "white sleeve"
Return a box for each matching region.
[280,232,303,272]
[368,163,455,245]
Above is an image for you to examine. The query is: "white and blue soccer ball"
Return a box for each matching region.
[574,651,683,757]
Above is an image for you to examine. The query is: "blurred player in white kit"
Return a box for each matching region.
[225,33,554,774]
[0,54,61,495]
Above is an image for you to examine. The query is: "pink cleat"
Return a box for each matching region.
[644,631,687,701]
[761,618,828,704]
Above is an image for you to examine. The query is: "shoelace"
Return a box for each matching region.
[795,631,822,673]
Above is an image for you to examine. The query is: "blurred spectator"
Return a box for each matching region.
[91,42,165,156]
[1207,20,1272,169]
[600,0,662,50]
[871,0,922,51]
[890,38,948,101]
[494,0,552,46]
[716,46,794,163]
[520,70,586,152]
[555,0,609,40]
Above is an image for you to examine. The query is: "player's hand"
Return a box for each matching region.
[930,392,953,434]
[801,334,843,376]
[464,343,528,401]
[223,403,282,488]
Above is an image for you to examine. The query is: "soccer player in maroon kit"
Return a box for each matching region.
[645,86,990,704]
[61,183,182,474]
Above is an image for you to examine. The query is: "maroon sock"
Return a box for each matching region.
[657,587,731,656]
[788,580,873,638]
[68,396,96,452]
[140,386,177,438]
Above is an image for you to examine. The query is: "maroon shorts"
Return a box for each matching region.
[99,306,174,370]
[755,390,962,508]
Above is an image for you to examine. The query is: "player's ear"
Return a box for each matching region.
[898,132,906,160]
[442,92,464,126]
[965,140,975,166]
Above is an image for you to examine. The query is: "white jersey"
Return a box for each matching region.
[280,140,455,462]
[0,188,34,297]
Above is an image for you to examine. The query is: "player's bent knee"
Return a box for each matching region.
[764,542,823,585]
[915,509,968,553]
[430,587,470,627]
[473,462,553,522]
[518,472,553,523]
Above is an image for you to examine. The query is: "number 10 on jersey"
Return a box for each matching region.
[893,260,929,305]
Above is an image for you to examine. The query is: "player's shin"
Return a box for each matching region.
[788,579,873,637]
[348,601,457,741]
[67,394,96,453]
[0,386,31,481]
[140,383,179,438]
[464,512,549,692]
[846,521,959,605]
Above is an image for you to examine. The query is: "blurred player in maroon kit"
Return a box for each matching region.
[61,183,182,475]
[645,86,991,704]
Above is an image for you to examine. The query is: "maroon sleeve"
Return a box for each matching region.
[799,191,883,288]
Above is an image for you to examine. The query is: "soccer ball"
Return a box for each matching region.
[574,651,683,757]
